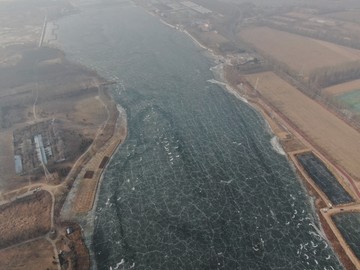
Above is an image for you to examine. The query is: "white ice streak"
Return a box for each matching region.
[207,77,248,104]
[270,136,286,156]
[220,179,233,184]
[111,259,125,270]
[311,241,319,248]
[270,209,279,223]
[232,141,242,146]
[308,222,325,240]
[105,197,111,207]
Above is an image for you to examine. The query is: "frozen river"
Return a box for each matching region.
[57,1,342,269]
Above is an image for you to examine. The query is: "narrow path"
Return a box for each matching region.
[39,15,47,48]
[46,236,61,270]
[0,236,44,252]
[32,83,39,121]
[321,209,360,269]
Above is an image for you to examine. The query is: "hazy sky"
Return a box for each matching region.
[220,0,360,9]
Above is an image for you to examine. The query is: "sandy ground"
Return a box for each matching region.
[0,239,57,270]
[323,79,360,96]
[239,27,360,73]
[245,71,360,181]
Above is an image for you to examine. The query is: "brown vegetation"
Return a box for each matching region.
[0,190,52,249]
[239,27,360,76]
[73,174,100,213]
[0,239,57,270]
[245,71,360,181]
[56,223,90,270]
[69,105,126,215]
[309,61,360,88]
[0,45,108,191]
[323,79,360,96]
[0,1,119,268]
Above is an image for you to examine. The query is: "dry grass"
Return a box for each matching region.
[239,27,360,73]
[0,239,57,270]
[0,46,108,191]
[73,96,107,125]
[0,130,16,180]
[323,79,360,96]
[0,190,52,249]
[74,177,99,213]
[246,71,360,180]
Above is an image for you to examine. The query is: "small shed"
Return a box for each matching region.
[66,227,74,235]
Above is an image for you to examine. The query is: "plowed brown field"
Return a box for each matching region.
[240,27,360,74]
[323,79,360,96]
[246,71,360,180]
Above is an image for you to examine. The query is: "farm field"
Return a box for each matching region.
[245,71,360,180]
[323,80,360,115]
[0,239,56,270]
[339,90,360,113]
[239,27,360,74]
[0,190,52,249]
[323,79,360,96]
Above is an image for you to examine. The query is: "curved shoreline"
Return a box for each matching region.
[146,6,358,270]
[86,104,128,270]
[54,3,358,269]
[58,80,128,269]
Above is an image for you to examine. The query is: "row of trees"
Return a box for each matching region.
[308,61,360,88]
[263,19,360,50]
[253,49,360,130]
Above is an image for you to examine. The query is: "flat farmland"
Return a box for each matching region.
[323,79,360,96]
[246,71,360,180]
[338,90,360,113]
[0,239,56,270]
[0,190,52,249]
[239,27,360,74]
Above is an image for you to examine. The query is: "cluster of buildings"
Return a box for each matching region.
[13,120,65,174]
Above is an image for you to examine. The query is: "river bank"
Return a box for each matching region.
[144,7,360,270]
[54,2,348,269]
[59,83,127,269]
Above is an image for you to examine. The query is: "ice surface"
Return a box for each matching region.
[57,2,343,270]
